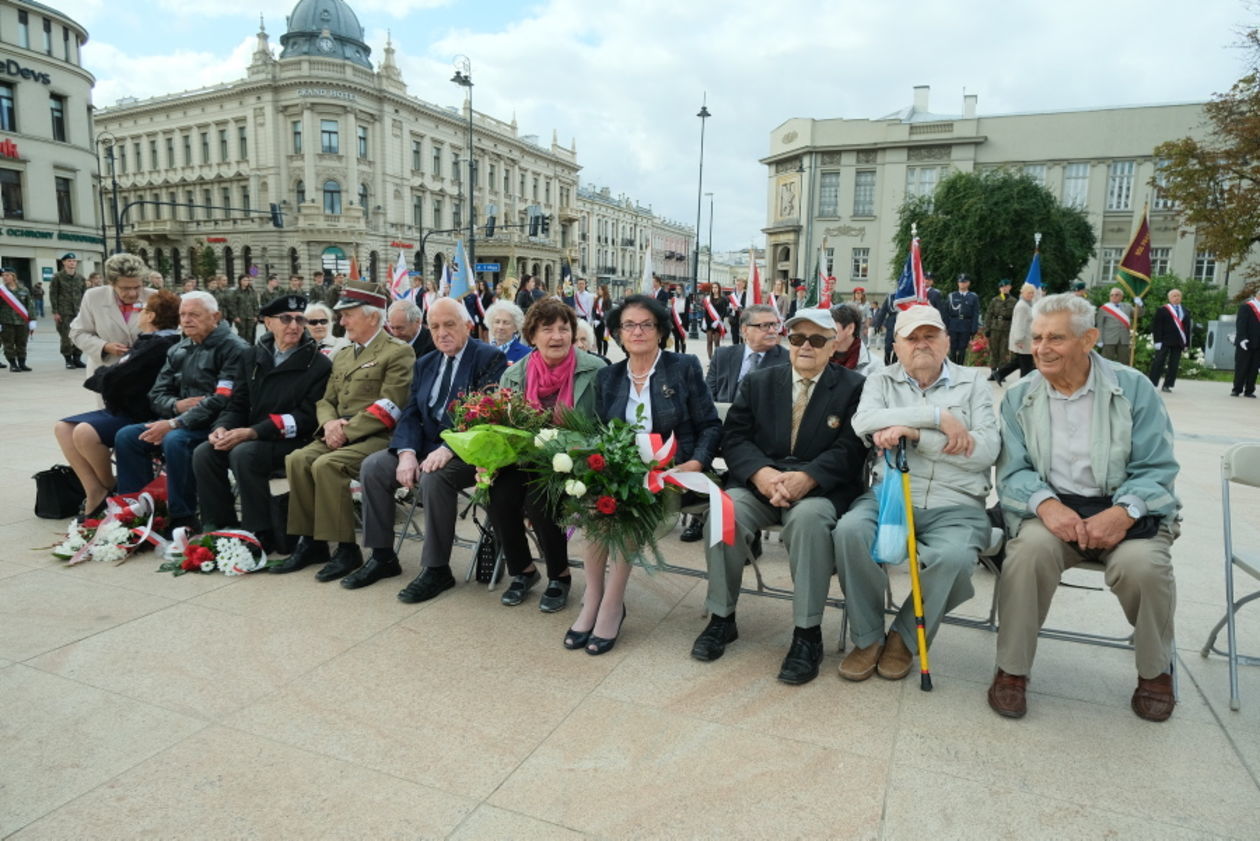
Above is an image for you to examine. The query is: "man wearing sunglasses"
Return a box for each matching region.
[691,308,867,685]
[192,295,333,555]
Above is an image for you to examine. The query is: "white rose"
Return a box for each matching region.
[553,452,574,473]
[538,428,558,442]
[565,479,587,498]
[200,560,216,573]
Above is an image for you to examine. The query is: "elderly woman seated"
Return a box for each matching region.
[486,298,605,612]
[54,289,182,518]
[485,299,532,363]
[305,302,350,358]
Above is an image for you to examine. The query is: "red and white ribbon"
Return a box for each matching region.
[1100,302,1131,329]
[0,285,29,321]
[214,379,234,397]
[702,297,727,336]
[1247,300,1260,321]
[636,432,735,547]
[366,397,401,429]
[269,413,298,439]
[1164,304,1187,346]
[68,491,163,565]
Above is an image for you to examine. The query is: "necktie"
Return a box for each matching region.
[431,356,454,419]
[790,377,814,452]
[738,351,762,383]
[354,344,363,358]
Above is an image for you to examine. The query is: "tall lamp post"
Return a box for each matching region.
[705,191,714,289]
[451,56,475,282]
[691,94,710,338]
[94,130,121,255]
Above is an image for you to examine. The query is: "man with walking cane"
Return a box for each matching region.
[990,293,1180,721]
[832,304,999,682]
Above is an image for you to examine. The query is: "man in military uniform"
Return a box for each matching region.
[329,272,347,338]
[273,280,414,581]
[287,274,305,297]
[1095,287,1135,363]
[1,267,35,371]
[306,270,327,306]
[946,273,981,365]
[985,279,1017,371]
[49,252,87,369]
[232,273,260,344]
[259,275,281,308]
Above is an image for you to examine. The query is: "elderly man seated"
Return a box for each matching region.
[832,304,999,682]
[345,297,506,596]
[386,298,435,358]
[691,308,867,684]
[191,294,332,554]
[990,293,1181,722]
[273,281,414,579]
[114,291,248,533]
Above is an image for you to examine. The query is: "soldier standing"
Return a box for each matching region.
[1,268,35,371]
[946,273,981,364]
[306,270,327,306]
[259,274,281,308]
[49,251,87,369]
[233,273,260,343]
[984,278,1016,370]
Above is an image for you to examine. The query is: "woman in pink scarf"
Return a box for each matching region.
[487,298,606,613]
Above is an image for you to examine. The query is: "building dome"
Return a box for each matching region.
[279,0,372,69]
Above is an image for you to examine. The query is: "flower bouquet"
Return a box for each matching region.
[966,333,990,368]
[439,386,551,495]
[157,529,268,576]
[51,477,169,565]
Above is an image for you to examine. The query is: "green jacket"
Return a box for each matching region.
[49,270,85,317]
[996,352,1181,535]
[233,286,260,320]
[499,348,604,417]
[0,283,32,325]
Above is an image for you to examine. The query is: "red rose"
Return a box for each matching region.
[595,496,617,515]
[185,545,212,564]
[180,556,200,571]
[587,454,606,471]
[82,519,101,529]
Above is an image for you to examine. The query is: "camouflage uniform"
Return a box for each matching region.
[984,291,1018,368]
[49,268,86,363]
[1,280,34,370]
[233,284,260,343]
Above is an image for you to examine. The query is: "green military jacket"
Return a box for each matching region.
[234,286,260,320]
[316,329,414,444]
[212,287,236,323]
[985,293,1017,331]
[0,283,33,325]
[48,270,85,318]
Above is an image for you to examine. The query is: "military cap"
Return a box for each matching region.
[260,294,308,317]
[333,279,389,310]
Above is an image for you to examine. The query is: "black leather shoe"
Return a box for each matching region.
[679,515,705,543]
[777,636,825,685]
[539,577,571,613]
[501,569,541,606]
[72,353,87,368]
[691,615,739,662]
[64,355,77,370]
[270,537,329,574]
[397,566,456,603]
[586,606,627,656]
[1161,386,1172,393]
[341,553,402,589]
[563,625,591,650]
[315,543,362,582]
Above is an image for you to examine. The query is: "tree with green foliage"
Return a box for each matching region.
[193,245,219,280]
[892,169,1096,301]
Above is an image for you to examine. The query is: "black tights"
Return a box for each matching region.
[485,466,571,579]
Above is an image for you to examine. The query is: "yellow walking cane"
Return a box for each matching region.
[896,438,933,691]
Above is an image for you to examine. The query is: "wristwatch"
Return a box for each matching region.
[1119,502,1141,521]
[169,416,182,429]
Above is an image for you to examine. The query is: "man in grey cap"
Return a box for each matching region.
[832,304,1000,683]
[50,252,87,369]
[690,307,867,686]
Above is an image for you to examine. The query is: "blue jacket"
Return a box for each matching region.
[493,336,532,364]
[391,338,507,457]
[596,351,721,469]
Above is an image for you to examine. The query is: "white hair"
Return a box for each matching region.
[181,290,218,313]
[388,299,423,323]
[575,318,596,348]
[1031,292,1095,336]
[485,299,525,331]
[304,302,334,320]
[358,305,385,326]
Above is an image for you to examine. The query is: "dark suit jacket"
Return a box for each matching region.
[409,328,435,359]
[705,343,790,403]
[1152,303,1193,349]
[721,363,867,515]
[1237,301,1260,345]
[392,338,507,457]
[596,351,721,469]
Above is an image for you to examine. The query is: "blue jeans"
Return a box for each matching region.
[114,423,210,518]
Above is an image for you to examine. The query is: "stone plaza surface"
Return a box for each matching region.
[1,325,1259,840]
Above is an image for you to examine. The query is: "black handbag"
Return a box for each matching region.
[33,465,86,519]
[473,526,499,583]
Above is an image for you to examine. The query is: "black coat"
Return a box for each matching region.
[1235,301,1260,346]
[705,343,789,403]
[721,363,867,515]
[214,333,333,443]
[1151,303,1193,349]
[83,330,181,421]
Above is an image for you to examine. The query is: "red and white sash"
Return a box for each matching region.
[1247,299,1260,321]
[1100,302,1131,329]
[1164,304,1187,345]
[0,285,29,321]
[575,292,589,319]
[727,292,741,312]
[671,299,685,336]
[637,433,735,547]
[702,297,727,336]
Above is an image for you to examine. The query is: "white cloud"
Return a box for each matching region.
[87,36,258,107]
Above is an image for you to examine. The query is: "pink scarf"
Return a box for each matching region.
[525,346,577,409]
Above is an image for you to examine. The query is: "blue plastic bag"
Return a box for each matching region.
[871,453,908,565]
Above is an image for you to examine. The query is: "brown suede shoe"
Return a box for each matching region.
[987,669,1028,718]
[1132,673,1175,722]
[838,642,883,682]
[876,632,913,680]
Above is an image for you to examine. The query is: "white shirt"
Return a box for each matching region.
[1045,378,1103,497]
[574,290,595,319]
[428,341,469,408]
[625,351,661,432]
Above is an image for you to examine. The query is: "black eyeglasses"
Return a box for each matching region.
[271,315,309,326]
[305,318,329,326]
[787,333,830,348]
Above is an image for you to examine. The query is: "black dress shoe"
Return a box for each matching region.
[1161,386,1173,393]
[539,577,571,613]
[64,355,77,370]
[563,625,592,650]
[777,636,825,685]
[501,569,541,606]
[691,614,739,662]
[72,354,87,369]
[586,606,627,656]
[397,566,456,603]
[316,543,363,582]
[679,515,705,543]
[341,553,402,589]
[270,536,329,574]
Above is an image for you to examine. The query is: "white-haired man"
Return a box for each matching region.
[113,291,248,532]
[1095,287,1134,363]
[386,298,435,358]
[990,293,1180,722]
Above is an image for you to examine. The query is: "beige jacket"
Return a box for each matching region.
[69,284,155,378]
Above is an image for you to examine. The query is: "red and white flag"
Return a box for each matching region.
[749,247,762,305]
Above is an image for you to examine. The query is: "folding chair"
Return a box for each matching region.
[1200,443,1260,711]
[392,488,502,588]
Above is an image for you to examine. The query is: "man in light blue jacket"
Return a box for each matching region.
[990,293,1180,723]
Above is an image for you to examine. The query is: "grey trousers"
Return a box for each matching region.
[995,517,1178,680]
[833,490,990,650]
[1101,343,1130,363]
[359,448,474,569]
[705,488,838,628]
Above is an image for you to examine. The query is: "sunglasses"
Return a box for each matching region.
[305,318,329,326]
[787,333,830,349]
[271,314,309,326]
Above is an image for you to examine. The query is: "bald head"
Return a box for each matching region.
[428,297,470,357]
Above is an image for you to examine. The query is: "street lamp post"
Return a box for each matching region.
[94,130,121,255]
[451,56,475,283]
[691,94,710,339]
[705,191,714,288]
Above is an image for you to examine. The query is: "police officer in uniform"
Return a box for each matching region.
[232,273,260,344]
[1,268,34,371]
[984,279,1016,370]
[946,273,981,365]
[273,280,414,580]
[50,252,87,369]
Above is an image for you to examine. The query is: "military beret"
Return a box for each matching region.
[260,295,308,317]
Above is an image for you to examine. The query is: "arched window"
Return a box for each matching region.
[358,183,368,209]
[369,250,379,283]
[432,253,444,279]
[138,248,149,267]
[289,247,300,275]
[172,248,183,283]
[323,180,341,214]
[295,179,305,205]
[242,245,252,274]
[224,246,235,279]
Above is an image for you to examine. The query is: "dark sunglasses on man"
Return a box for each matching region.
[271,314,309,326]
[787,333,830,349]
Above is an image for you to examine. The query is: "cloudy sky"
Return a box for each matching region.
[61,0,1252,250]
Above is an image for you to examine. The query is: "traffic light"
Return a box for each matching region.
[269,202,284,228]
[484,214,496,238]
[541,215,551,236]
[528,214,541,237]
